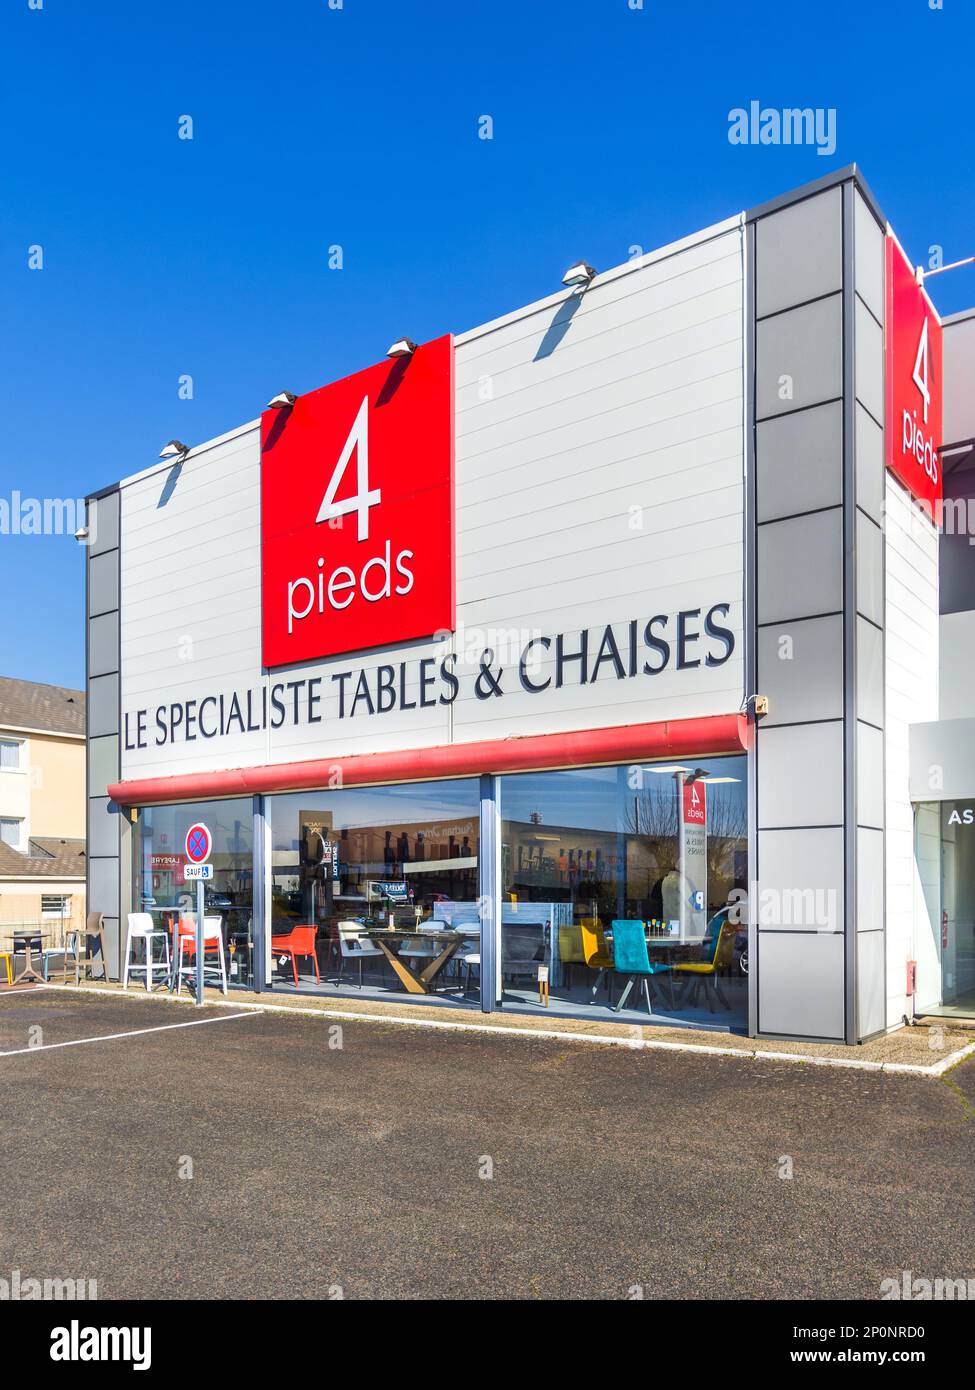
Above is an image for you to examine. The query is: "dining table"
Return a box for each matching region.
[359,927,474,995]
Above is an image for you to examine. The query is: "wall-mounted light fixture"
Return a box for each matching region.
[386,337,417,359]
[562,261,596,289]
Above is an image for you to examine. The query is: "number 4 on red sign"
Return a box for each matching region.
[315,395,382,541]
[912,319,931,425]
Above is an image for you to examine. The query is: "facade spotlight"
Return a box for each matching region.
[562,261,596,288]
[386,337,417,359]
[267,391,297,409]
[159,440,189,460]
[73,526,89,543]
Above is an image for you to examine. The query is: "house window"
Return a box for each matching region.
[0,818,23,848]
[42,895,71,917]
[0,740,22,770]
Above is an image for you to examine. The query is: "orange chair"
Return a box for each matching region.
[579,920,614,999]
[175,916,228,994]
[270,925,320,986]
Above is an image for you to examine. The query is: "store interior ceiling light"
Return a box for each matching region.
[644,764,691,775]
[386,337,417,359]
[562,260,596,288]
[267,391,297,409]
[699,776,740,784]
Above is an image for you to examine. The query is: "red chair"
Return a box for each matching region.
[270,925,320,985]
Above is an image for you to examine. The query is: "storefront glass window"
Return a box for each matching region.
[267,780,480,1004]
[499,757,748,1029]
[916,800,975,1018]
[132,798,255,988]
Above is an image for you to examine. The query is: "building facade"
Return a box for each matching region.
[84,166,971,1041]
[0,676,87,942]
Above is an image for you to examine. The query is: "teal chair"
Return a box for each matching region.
[610,920,675,1014]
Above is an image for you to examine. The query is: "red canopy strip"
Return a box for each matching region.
[108,713,749,806]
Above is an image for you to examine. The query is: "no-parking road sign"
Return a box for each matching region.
[185,823,212,865]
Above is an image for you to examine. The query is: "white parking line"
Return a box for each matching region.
[0,1010,258,1057]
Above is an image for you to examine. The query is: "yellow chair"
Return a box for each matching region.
[673,921,737,1011]
[558,925,585,989]
[1,952,13,986]
[579,921,614,1000]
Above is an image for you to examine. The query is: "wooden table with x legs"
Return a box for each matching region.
[360,928,469,995]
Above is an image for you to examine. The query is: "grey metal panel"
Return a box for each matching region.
[854,297,884,425]
[88,489,119,556]
[755,295,842,419]
[755,186,842,320]
[841,180,859,1044]
[856,929,886,1036]
[856,616,884,728]
[744,218,759,1040]
[88,549,119,617]
[855,512,883,626]
[755,401,842,522]
[854,191,885,326]
[940,611,975,721]
[87,673,119,737]
[757,721,844,827]
[88,611,119,679]
[99,917,120,980]
[855,404,884,525]
[757,827,845,932]
[252,796,267,993]
[943,314,975,445]
[758,930,845,1039]
[756,508,843,623]
[479,774,500,1010]
[88,796,120,858]
[910,717,975,800]
[746,164,885,231]
[857,721,885,828]
[88,734,119,800]
[88,855,120,919]
[857,828,884,932]
[757,614,843,726]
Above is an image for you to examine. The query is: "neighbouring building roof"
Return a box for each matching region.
[0,676,85,737]
[0,837,87,879]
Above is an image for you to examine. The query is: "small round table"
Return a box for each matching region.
[4,927,53,985]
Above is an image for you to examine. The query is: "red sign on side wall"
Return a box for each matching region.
[261,335,455,667]
[885,238,943,517]
[682,780,707,827]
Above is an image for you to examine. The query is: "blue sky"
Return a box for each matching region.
[2,0,972,689]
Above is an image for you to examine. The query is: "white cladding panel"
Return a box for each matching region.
[884,475,939,1026]
[120,224,745,781]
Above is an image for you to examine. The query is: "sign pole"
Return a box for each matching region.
[196,874,205,1006]
[184,822,212,1008]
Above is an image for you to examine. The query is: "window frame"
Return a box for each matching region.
[0,739,23,771]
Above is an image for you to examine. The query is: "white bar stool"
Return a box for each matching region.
[122,912,171,992]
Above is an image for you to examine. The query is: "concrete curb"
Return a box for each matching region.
[24,981,975,1077]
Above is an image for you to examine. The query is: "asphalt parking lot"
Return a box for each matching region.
[1,989,973,1300]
